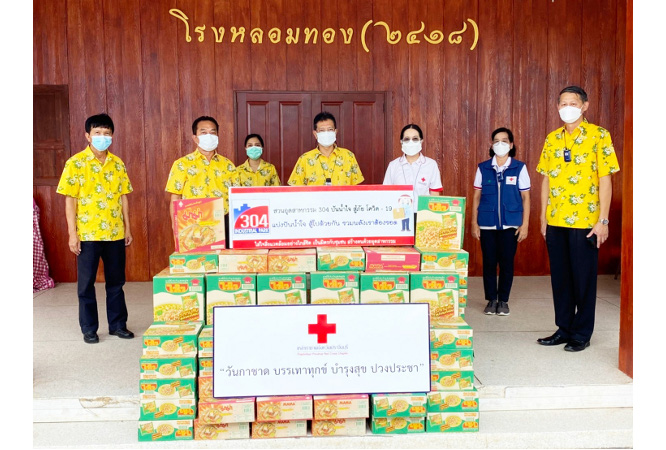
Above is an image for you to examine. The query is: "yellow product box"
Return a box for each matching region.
[198,375,213,400]
[139,378,196,400]
[198,325,213,358]
[169,252,219,273]
[152,269,205,322]
[256,273,307,305]
[251,420,308,438]
[140,355,197,379]
[138,419,194,441]
[316,246,366,271]
[198,397,256,424]
[415,196,466,250]
[364,246,421,272]
[313,394,369,419]
[142,321,202,357]
[430,317,474,349]
[255,395,313,421]
[417,248,469,273]
[310,271,360,304]
[430,349,474,371]
[371,417,425,434]
[199,357,213,377]
[426,388,479,413]
[205,273,256,324]
[194,419,250,440]
[139,397,196,421]
[371,393,427,418]
[218,249,268,273]
[312,418,367,436]
[173,197,226,253]
[359,272,410,303]
[268,248,317,273]
[426,412,479,432]
[431,370,475,391]
[409,272,460,321]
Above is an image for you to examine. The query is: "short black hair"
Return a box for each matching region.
[313,111,337,130]
[85,113,114,133]
[559,85,588,103]
[192,116,219,135]
[489,127,517,157]
[400,124,423,140]
[244,133,264,148]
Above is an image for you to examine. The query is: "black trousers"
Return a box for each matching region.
[545,225,599,342]
[77,240,128,334]
[480,228,518,302]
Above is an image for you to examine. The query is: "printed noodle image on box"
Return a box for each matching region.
[169,252,219,274]
[426,412,479,432]
[267,248,317,273]
[197,325,213,358]
[316,246,366,271]
[364,247,421,272]
[139,397,196,421]
[431,370,475,391]
[312,418,367,437]
[197,397,255,424]
[138,419,194,441]
[205,273,257,324]
[140,378,196,400]
[255,395,313,422]
[142,321,202,357]
[409,272,460,321]
[313,394,369,419]
[152,269,205,322]
[427,388,479,413]
[430,349,474,371]
[371,417,425,434]
[140,356,197,380]
[251,420,308,439]
[218,249,268,273]
[194,420,250,440]
[173,197,226,253]
[198,357,213,377]
[198,376,213,400]
[360,272,410,304]
[430,317,474,349]
[256,273,307,305]
[310,272,360,304]
[415,196,466,250]
[371,394,427,418]
[417,248,469,273]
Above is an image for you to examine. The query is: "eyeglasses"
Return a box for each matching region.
[401,137,421,143]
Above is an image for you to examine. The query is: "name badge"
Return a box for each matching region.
[506,176,517,185]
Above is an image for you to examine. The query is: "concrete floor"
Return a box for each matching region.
[33,275,633,448]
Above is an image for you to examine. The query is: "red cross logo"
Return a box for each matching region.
[308,314,337,344]
[421,177,426,182]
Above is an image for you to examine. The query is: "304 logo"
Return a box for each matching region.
[233,203,270,234]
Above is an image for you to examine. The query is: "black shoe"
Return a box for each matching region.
[483,301,498,315]
[83,332,99,344]
[109,328,134,339]
[564,340,590,352]
[537,333,568,346]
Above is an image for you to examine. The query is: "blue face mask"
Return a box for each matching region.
[246,146,263,160]
[91,136,112,152]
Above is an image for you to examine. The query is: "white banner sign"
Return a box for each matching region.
[212,304,431,397]
[228,185,415,248]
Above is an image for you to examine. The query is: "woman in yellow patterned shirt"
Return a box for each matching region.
[237,134,281,186]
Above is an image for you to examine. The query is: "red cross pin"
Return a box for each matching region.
[308,314,337,344]
[421,177,426,182]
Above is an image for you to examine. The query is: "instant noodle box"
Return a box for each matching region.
[197,325,213,358]
[409,272,460,321]
[310,271,360,304]
[256,273,307,305]
[140,355,197,379]
[138,419,194,441]
[431,370,475,391]
[198,375,213,400]
[205,273,256,324]
[251,420,308,439]
[417,248,469,273]
[359,272,410,303]
[430,317,474,350]
[430,349,474,371]
[313,394,369,419]
[169,252,219,274]
[140,378,196,400]
[312,418,367,437]
[459,288,468,309]
[364,247,421,272]
[371,393,427,418]
[218,249,268,273]
[459,307,466,319]
[427,388,479,413]
[426,412,479,432]
[198,357,213,377]
[142,321,202,357]
[194,420,250,440]
[139,397,196,421]
[371,417,425,434]
[267,248,316,273]
[316,246,366,271]
[173,197,226,253]
[255,395,313,421]
[415,196,466,250]
[198,397,256,424]
[152,269,205,322]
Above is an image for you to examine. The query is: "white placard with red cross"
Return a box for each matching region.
[212,304,431,397]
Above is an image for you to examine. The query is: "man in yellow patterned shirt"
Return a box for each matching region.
[535,86,620,352]
[287,111,364,186]
[57,114,134,344]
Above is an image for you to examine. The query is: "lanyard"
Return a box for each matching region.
[402,159,423,198]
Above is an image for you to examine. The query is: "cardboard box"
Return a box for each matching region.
[138,420,194,441]
[198,397,255,424]
[205,273,256,324]
[218,249,268,273]
[427,388,479,413]
[139,378,196,400]
[310,272,360,304]
[371,394,427,418]
[152,269,205,322]
[251,420,308,438]
[194,420,250,440]
[198,375,213,400]
[415,196,466,250]
[256,273,307,305]
[418,248,469,273]
[364,247,421,272]
[312,418,367,436]
[255,395,313,421]
[197,325,213,358]
[430,349,474,371]
[140,356,197,379]
[267,248,316,273]
[313,394,369,419]
[371,417,425,434]
[139,397,196,420]
[426,412,479,432]
[430,317,474,349]
[169,252,219,273]
[316,246,366,271]
[173,197,226,253]
[199,357,213,377]
[459,307,465,319]
[409,272,460,321]
[359,272,410,303]
[430,370,475,391]
[459,288,467,309]
[142,321,202,357]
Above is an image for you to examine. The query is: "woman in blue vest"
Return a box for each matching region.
[471,127,531,316]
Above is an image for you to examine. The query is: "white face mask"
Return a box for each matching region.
[559,106,583,124]
[401,140,422,156]
[316,131,336,147]
[492,141,511,157]
[197,134,219,151]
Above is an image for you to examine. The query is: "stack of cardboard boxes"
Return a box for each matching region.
[312,394,369,436]
[370,393,427,434]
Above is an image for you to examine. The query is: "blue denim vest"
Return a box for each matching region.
[477,158,525,228]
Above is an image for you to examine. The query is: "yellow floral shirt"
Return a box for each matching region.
[287,146,364,186]
[536,119,620,228]
[165,150,240,213]
[237,159,281,186]
[56,147,133,241]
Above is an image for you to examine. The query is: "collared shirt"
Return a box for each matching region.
[56,146,133,241]
[536,119,620,228]
[165,150,240,213]
[383,154,443,200]
[237,159,281,187]
[287,146,364,186]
